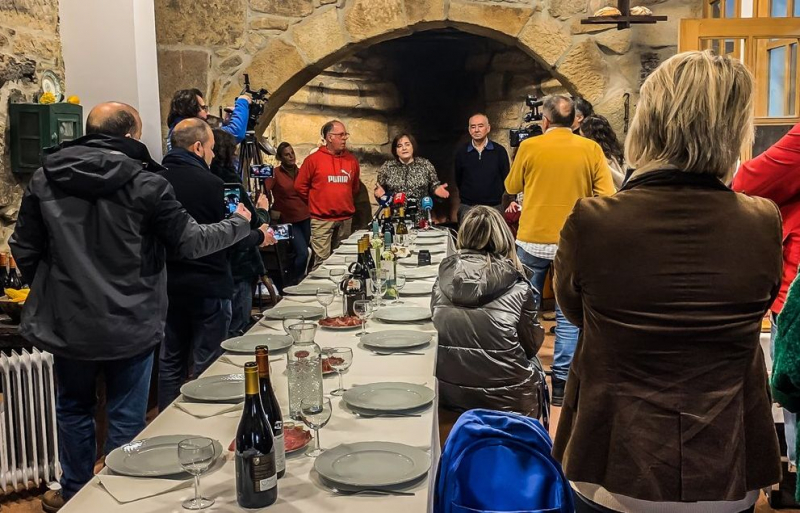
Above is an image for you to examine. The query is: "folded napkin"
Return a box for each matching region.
[96,473,192,503]
[173,401,243,418]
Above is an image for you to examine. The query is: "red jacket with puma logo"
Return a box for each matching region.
[295,146,360,221]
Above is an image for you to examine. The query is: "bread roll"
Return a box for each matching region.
[594,6,622,15]
[631,5,653,15]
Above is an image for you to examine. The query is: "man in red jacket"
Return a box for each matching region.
[295,120,361,268]
[732,122,800,470]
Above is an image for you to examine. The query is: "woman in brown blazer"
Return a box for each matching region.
[553,51,782,512]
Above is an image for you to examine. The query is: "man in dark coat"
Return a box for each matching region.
[9,102,252,504]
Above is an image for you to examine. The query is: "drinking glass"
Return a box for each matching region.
[353,299,374,337]
[283,315,305,335]
[369,268,389,306]
[178,437,216,510]
[316,288,335,318]
[300,397,332,457]
[395,272,407,304]
[326,347,353,396]
[328,268,346,296]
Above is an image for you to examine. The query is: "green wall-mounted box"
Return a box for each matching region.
[9,103,83,174]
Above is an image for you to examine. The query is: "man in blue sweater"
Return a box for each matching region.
[165,88,251,151]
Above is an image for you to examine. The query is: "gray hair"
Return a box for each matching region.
[625,50,754,180]
[457,206,523,272]
[542,95,575,127]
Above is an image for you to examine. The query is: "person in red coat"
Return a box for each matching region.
[294,120,361,269]
[732,122,800,467]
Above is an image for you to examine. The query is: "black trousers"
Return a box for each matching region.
[573,490,756,513]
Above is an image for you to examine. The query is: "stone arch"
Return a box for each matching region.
[234,0,615,130]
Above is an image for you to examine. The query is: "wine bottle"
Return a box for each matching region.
[255,346,285,479]
[8,257,22,289]
[0,253,8,290]
[382,208,394,237]
[3,253,12,289]
[235,362,278,508]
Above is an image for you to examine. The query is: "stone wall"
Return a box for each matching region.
[0,0,63,247]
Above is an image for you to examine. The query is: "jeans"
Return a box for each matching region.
[159,296,232,411]
[54,350,154,499]
[290,219,311,284]
[229,279,254,338]
[516,246,580,382]
[771,314,797,465]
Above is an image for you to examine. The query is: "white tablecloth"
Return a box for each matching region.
[62,229,453,513]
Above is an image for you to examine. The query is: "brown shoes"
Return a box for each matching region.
[41,489,65,513]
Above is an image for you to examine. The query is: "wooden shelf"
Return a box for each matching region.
[581,15,668,29]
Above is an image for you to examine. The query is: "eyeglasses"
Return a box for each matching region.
[329,132,350,138]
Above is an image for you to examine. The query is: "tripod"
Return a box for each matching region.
[237,130,276,194]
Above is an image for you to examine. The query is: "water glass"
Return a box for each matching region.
[316,288,335,318]
[395,272,407,304]
[326,347,353,396]
[328,268,346,296]
[283,315,305,335]
[300,398,333,457]
[178,437,216,510]
[353,299,374,337]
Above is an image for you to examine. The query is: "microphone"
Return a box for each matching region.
[372,193,394,223]
[392,192,407,207]
[421,196,433,226]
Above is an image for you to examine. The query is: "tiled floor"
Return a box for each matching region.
[1,318,796,512]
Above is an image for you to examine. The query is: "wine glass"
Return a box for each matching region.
[369,268,389,306]
[282,315,305,335]
[300,398,332,457]
[353,299,374,337]
[326,347,353,396]
[177,437,216,510]
[316,288,335,318]
[395,272,407,304]
[328,268,346,296]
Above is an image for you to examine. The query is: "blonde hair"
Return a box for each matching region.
[457,206,523,272]
[625,50,754,180]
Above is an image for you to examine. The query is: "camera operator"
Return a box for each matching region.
[165,88,251,151]
[504,95,614,407]
[210,129,277,337]
[455,114,511,224]
[157,119,273,411]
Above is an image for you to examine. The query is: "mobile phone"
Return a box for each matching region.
[223,183,249,218]
[250,164,274,179]
[270,223,293,241]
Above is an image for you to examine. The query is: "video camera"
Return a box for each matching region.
[241,74,269,132]
[510,95,544,147]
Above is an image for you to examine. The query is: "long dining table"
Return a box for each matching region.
[61,228,452,513]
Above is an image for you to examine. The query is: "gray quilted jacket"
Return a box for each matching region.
[431,250,545,416]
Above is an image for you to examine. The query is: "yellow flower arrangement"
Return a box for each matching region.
[39,92,56,105]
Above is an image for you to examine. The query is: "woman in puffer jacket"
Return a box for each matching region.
[432,205,545,417]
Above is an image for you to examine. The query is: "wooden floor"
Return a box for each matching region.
[1,318,796,512]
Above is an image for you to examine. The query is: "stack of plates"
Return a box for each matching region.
[360,330,431,351]
[180,374,245,403]
[221,334,293,354]
[314,441,431,492]
[374,306,431,323]
[106,435,224,477]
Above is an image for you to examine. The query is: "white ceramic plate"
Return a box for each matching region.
[398,258,442,268]
[374,306,431,323]
[314,442,431,488]
[415,229,449,238]
[262,305,325,320]
[283,282,336,295]
[221,334,293,354]
[343,382,435,411]
[398,282,434,295]
[325,256,350,266]
[318,319,362,330]
[106,435,223,477]
[402,267,439,280]
[309,268,338,279]
[180,374,245,402]
[414,239,445,246]
[335,245,361,255]
[360,330,431,350]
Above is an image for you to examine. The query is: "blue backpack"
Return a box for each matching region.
[435,409,573,513]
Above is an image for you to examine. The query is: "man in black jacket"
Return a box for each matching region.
[9,102,252,503]
[157,119,272,411]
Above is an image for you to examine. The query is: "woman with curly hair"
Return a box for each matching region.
[580,115,626,189]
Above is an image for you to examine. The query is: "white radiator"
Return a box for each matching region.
[0,348,60,492]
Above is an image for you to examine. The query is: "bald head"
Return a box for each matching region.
[86,102,142,139]
[171,118,215,165]
[542,95,575,128]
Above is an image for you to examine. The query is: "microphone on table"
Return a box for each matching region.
[392,192,407,207]
[421,196,433,227]
[372,193,394,223]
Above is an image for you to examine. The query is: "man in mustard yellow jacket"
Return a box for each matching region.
[505,95,614,406]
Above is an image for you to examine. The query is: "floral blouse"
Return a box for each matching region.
[377,157,441,200]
